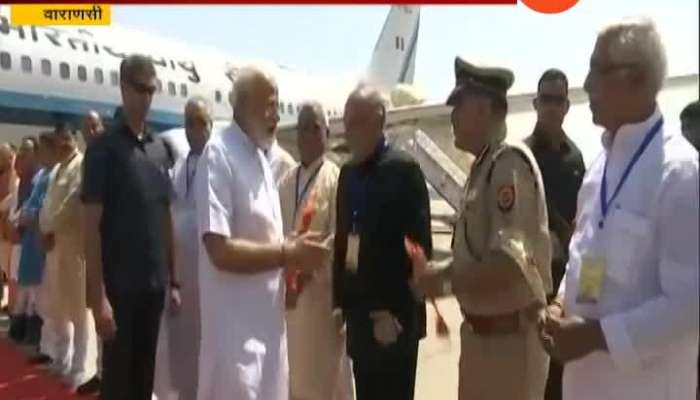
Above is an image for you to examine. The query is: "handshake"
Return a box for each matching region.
[282,231,332,275]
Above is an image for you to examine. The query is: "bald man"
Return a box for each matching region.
[154,97,211,400]
[279,102,354,400]
[195,67,331,400]
[81,111,104,148]
[332,86,432,400]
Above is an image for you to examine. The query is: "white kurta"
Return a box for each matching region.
[195,122,287,400]
[561,109,699,400]
[39,153,96,381]
[155,152,203,400]
[278,158,354,400]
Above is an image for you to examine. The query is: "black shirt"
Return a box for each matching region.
[525,129,585,234]
[81,116,173,294]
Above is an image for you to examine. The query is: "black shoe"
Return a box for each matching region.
[28,353,52,365]
[76,375,101,395]
[8,315,26,342]
[23,315,42,346]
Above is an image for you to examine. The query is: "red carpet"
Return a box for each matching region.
[0,338,96,400]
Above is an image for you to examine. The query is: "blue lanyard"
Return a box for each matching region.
[349,171,369,234]
[292,161,324,225]
[599,117,663,228]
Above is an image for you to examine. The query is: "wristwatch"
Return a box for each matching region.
[170,281,181,290]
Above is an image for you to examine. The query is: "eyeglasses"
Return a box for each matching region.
[535,94,567,105]
[128,80,157,96]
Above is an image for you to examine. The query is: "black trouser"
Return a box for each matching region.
[352,340,419,400]
[100,288,164,400]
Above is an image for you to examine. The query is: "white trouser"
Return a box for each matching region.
[52,309,95,379]
[13,285,38,316]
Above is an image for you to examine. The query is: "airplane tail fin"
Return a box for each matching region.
[365,6,420,93]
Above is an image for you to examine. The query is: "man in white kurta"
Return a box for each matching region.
[39,125,96,386]
[539,18,699,400]
[195,68,330,400]
[154,97,211,400]
[278,103,353,400]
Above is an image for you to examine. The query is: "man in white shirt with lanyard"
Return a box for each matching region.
[154,96,212,400]
[195,67,331,400]
[538,17,699,400]
[278,101,354,400]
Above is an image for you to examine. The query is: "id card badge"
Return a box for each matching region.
[576,254,606,304]
[346,234,360,273]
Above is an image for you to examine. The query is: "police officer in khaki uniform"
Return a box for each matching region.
[408,57,552,400]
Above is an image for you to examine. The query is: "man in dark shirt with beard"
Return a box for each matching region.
[525,68,585,400]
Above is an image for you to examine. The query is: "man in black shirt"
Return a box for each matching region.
[333,86,432,400]
[81,55,179,400]
[525,68,585,400]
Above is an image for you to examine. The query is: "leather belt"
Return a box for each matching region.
[461,310,520,336]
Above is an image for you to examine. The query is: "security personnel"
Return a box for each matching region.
[409,57,552,400]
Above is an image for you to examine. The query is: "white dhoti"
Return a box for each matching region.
[287,272,354,400]
[278,158,353,400]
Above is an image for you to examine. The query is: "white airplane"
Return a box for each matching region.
[0,4,697,168]
[0,5,421,134]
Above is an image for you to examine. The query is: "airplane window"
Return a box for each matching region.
[94,68,104,84]
[59,62,70,80]
[77,65,87,82]
[157,79,163,93]
[215,90,222,103]
[168,82,176,96]
[110,71,118,86]
[41,59,51,76]
[0,52,10,70]
[288,104,293,115]
[180,83,188,97]
[20,56,32,73]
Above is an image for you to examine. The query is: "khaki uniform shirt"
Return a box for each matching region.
[451,135,552,315]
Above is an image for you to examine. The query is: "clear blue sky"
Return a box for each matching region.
[113,2,699,101]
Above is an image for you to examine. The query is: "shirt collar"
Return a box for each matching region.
[601,106,662,152]
[116,114,153,145]
[357,136,387,171]
[229,120,258,155]
[301,155,325,174]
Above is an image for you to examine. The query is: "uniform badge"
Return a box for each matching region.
[497,184,515,212]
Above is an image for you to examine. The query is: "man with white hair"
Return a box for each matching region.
[228,68,295,186]
[195,66,331,400]
[279,101,354,400]
[334,85,432,400]
[538,17,699,400]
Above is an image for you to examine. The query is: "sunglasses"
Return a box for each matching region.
[128,80,157,96]
[536,94,567,105]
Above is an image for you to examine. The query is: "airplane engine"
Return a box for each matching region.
[390,83,426,107]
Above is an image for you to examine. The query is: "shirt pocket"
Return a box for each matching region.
[606,209,653,284]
